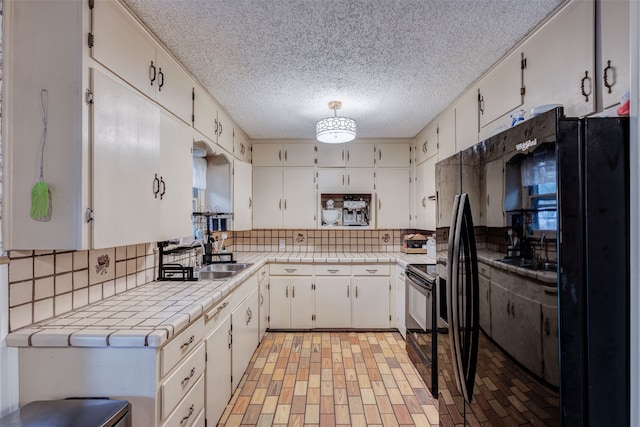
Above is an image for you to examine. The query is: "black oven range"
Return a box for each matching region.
[405,263,437,397]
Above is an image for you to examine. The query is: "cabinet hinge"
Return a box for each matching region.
[521,57,527,69]
[85,89,94,105]
[520,86,526,96]
[85,208,94,223]
[87,32,94,48]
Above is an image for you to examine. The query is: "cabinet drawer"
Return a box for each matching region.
[191,409,205,427]
[161,342,206,419]
[478,262,491,278]
[160,317,205,377]
[204,295,233,333]
[315,264,351,276]
[352,265,390,276]
[257,265,268,285]
[162,374,205,427]
[270,264,313,276]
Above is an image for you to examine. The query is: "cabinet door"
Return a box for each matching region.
[205,316,231,424]
[438,109,457,159]
[155,48,193,124]
[317,168,345,193]
[233,160,252,230]
[252,144,284,167]
[352,277,390,328]
[478,51,523,130]
[283,168,316,228]
[290,278,315,329]
[192,86,218,142]
[216,108,234,154]
[478,273,491,336]
[158,111,193,241]
[376,169,411,228]
[522,1,595,117]
[435,160,458,228]
[282,143,316,166]
[454,90,479,152]
[416,122,439,165]
[259,281,269,339]
[345,168,374,193]
[415,162,427,230]
[234,131,251,162]
[416,158,437,231]
[252,168,283,228]
[346,143,375,167]
[600,0,630,109]
[485,158,505,227]
[541,303,559,386]
[269,279,291,329]
[91,0,156,100]
[375,143,410,167]
[490,282,542,376]
[317,144,346,167]
[231,288,260,391]
[92,69,160,248]
[315,277,351,328]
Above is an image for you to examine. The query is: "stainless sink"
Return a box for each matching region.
[198,263,252,280]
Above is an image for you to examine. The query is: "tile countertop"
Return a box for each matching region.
[6,252,434,349]
[436,249,558,285]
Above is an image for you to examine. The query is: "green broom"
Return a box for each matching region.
[30,89,51,222]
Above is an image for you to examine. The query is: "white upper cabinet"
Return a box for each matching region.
[375,143,411,168]
[233,129,252,163]
[600,0,630,109]
[233,160,253,231]
[415,157,438,231]
[375,169,411,228]
[521,1,595,118]
[252,167,316,228]
[478,51,524,132]
[317,168,374,194]
[193,85,218,142]
[415,122,439,165]
[316,142,375,167]
[216,108,234,154]
[252,143,316,167]
[454,89,479,152]
[91,0,193,124]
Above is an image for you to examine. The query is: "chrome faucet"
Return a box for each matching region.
[189,239,205,268]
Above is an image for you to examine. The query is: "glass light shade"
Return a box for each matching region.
[316,117,357,143]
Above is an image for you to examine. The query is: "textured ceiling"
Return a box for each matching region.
[122,0,565,140]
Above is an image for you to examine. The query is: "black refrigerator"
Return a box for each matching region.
[436,107,630,426]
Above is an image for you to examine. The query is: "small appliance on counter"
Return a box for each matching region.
[342,197,368,226]
[321,199,342,226]
[402,233,428,253]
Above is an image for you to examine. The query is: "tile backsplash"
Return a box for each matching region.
[8,243,156,331]
[233,229,412,253]
[7,228,421,331]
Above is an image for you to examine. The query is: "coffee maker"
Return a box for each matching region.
[342,198,369,226]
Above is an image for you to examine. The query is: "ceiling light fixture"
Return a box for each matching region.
[316,101,357,144]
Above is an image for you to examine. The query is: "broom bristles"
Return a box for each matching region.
[30,181,51,221]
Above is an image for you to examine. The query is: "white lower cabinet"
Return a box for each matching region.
[315,276,351,328]
[231,287,260,390]
[396,267,406,339]
[352,276,391,329]
[258,265,270,340]
[204,299,232,426]
[478,263,491,335]
[269,264,315,329]
[542,298,559,386]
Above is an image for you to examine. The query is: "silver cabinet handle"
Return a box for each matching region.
[342,149,345,161]
[378,199,382,210]
[580,70,592,102]
[366,269,378,274]
[246,307,252,325]
[279,199,282,210]
[284,149,288,162]
[218,121,223,136]
[285,268,297,273]
[149,61,157,85]
[284,199,287,210]
[181,367,196,387]
[348,174,350,186]
[157,67,164,91]
[328,269,339,273]
[342,175,345,186]
[355,286,358,298]
[214,118,219,134]
[206,300,229,320]
[279,150,282,161]
[347,285,350,298]
[292,286,295,298]
[260,292,264,306]
[603,60,614,93]
[180,335,194,350]
[422,197,427,208]
[347,150,350,162]
[285,286,289,298]
[378,149,382,161]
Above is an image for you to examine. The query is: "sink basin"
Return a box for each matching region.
[198,263,252,280]
[200,263,252,273]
